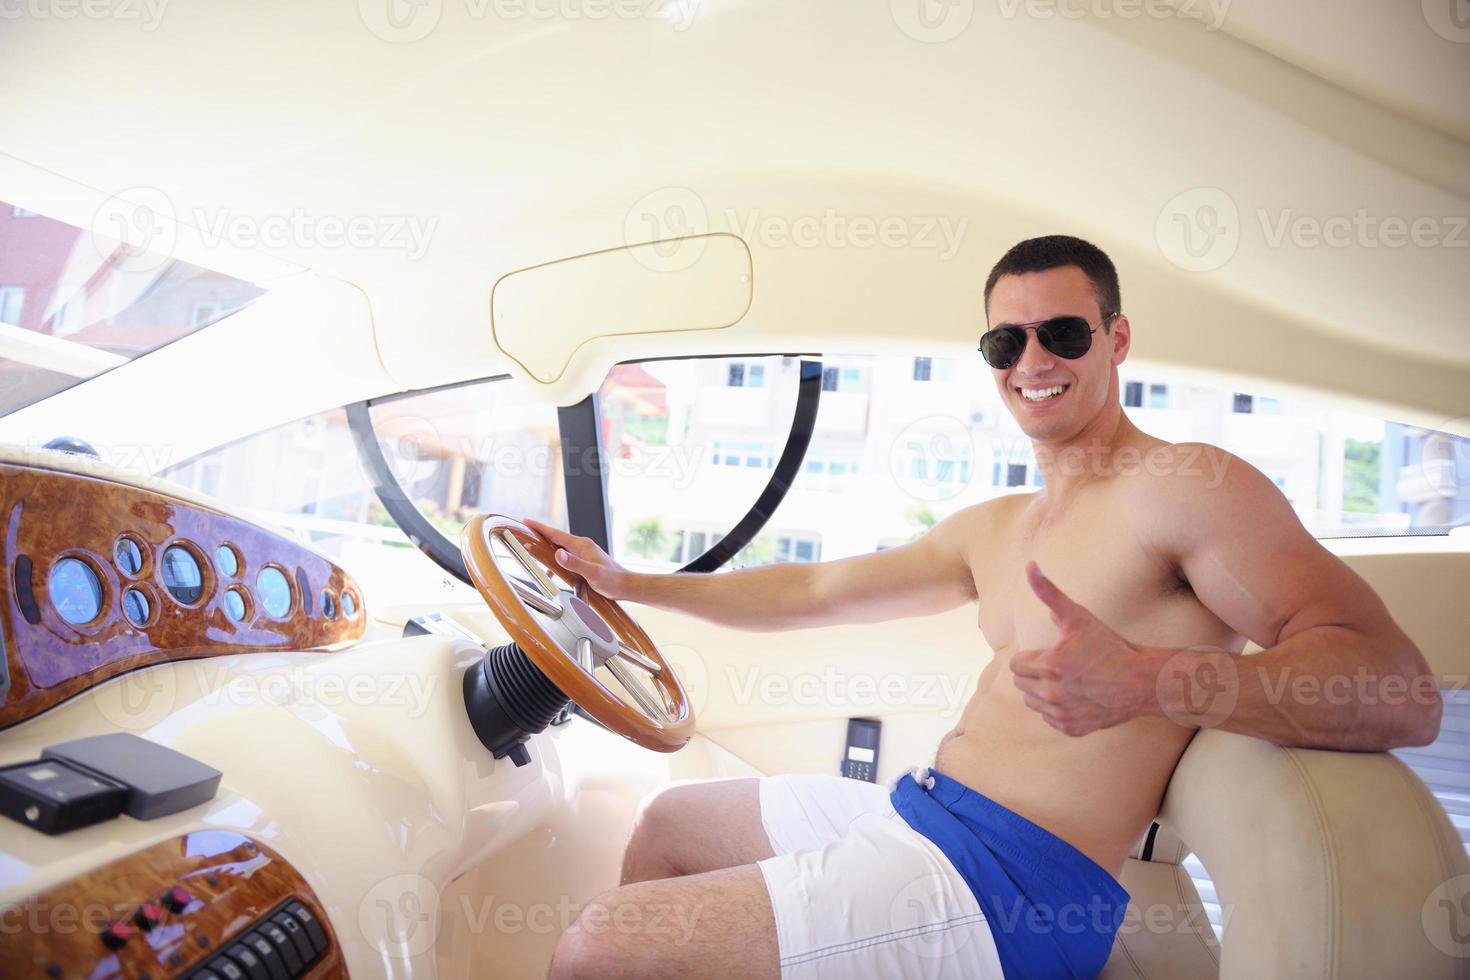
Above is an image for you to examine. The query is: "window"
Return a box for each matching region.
[191,302,225,327]
[1233,393,1254,413]
[913,357,932,382]
[1124,381,1143,408]
[599,352,1470,573]
[0,198,266,417]
[160,376,567,605]
[0,286,23,325]
[713,440,776,468]
[599,356,804,572]
[821,365,864,392]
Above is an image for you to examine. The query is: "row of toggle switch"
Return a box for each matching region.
[184,899,328,980]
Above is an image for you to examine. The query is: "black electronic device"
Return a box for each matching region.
[0,758,127,834]
[840,717,882,782]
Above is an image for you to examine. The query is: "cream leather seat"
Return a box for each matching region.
[1101,728,1470,979]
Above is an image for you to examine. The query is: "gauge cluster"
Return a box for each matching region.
[0,461,366,729]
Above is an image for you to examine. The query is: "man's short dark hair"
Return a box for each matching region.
[983,235,1121,327]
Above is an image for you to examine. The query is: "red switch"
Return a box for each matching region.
[133,902,164,930]
[101,920,135,950]
[162,886,193,913]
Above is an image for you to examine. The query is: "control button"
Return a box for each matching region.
[222,943,271,980]
[163,886,194,913]
[212,958,247,980]
[133,901,164,930]
[242,932,289,980]
[101,920,135,949]
[271,911,316,965]
[189,971,223,980]
[285,901,327,956]
[260,921,304,975]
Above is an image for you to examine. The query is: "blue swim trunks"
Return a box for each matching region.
[890,769,1130,980]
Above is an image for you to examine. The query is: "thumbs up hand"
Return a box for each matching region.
[1009,562,1157,737]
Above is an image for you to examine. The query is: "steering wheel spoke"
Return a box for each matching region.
[509,575,562,618]
[604,655,674,725]
[613,641,661,675]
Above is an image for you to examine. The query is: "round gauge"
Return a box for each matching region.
[216,544,240,577]
[122,587,151,627]
[321,590,337,621]
[341,591,358,618]
[224,587,248,623]
[161,545,205,604]
[256,567,291,618]
[115,537,144,577]
[50,558,103,625]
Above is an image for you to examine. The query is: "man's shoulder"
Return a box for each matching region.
[927,494,1027,545]
[1120,440,1285,526]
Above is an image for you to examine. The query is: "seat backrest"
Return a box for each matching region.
[1101,728,1470,979]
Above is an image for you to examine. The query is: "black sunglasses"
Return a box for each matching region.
[978,313,1118,370]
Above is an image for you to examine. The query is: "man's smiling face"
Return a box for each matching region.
[985,265,1129,444]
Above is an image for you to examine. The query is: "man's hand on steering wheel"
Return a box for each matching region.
[523,517,635,599]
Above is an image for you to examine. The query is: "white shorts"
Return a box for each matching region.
[756,773,1005,980]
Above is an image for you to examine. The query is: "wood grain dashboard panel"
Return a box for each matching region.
[0,830,347,979]
[0,462,365,730]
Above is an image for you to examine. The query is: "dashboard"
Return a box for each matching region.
[0,457,365,730]
[0,830,346,979]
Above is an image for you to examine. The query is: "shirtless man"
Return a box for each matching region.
[535,235,1440,979]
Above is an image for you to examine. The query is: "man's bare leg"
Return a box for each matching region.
[549,864,779,980]
[621,778,775,884]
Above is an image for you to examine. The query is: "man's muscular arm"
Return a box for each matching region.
[524,506,983,633]
[1010,445,1440,750]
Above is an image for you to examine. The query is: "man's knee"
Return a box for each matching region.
[548,892,625,980]
[624,786,687,869]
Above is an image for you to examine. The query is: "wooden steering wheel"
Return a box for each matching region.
[460,513,695,752]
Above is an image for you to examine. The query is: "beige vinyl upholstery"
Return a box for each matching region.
[1101,729,1470,979]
